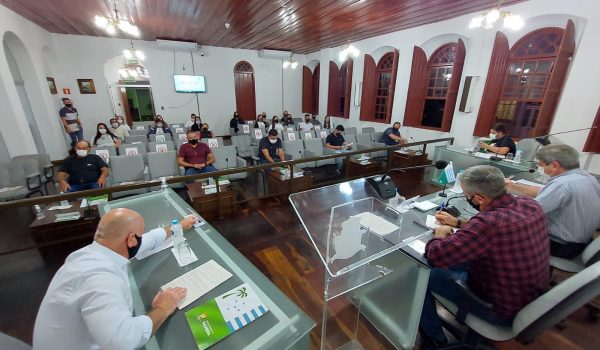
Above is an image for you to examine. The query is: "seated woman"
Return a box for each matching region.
[254,114,269,129]
[283,114,295,126]
[199,123,214,139]
[116,115,131,131]
[148,117,173,137]
[190,116,203,132]
[155,115,168,128]
[185,113,201,130]
[93,123,122,147]
[323,116,334,131]
[271,116,284,132]
[479,122,516,156]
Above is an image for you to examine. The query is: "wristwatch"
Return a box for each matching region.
[455,218,461,228]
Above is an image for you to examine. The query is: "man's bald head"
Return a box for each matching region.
[95,208,144,242]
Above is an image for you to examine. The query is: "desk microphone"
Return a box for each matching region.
[225,157,230,169]
[534,126,598,146]
[367,160,448,199]
[437,195,463,218]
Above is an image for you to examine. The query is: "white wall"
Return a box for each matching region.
[311,0,600,173]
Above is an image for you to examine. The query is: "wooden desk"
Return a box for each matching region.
[186,182,234,219]
[345,157,382,178]
[29,200,99,262]
[268,171,313,200]
[388,151,431,192]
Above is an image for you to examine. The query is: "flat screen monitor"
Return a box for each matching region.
[173,75,206,93]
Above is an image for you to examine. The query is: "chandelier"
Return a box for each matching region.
[95,0,140,36]
[339,42,360,62]
[469,7,524,31]
[119,41,148,81]
[283,54,298,69]
[122,41,145,61]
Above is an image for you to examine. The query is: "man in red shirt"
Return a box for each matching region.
[420,165,549,348]
[177,131,217,175]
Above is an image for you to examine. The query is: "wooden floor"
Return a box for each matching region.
[0,175,599,349]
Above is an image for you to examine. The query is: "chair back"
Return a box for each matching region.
[0,332,31,350]
[516,138,539,162]
[12,154,51,175]
[211,145,237,169]
[514,261,600,343]
[147,141,175,153]
[149,134,173,142]
[232,135,252,150]
[125,135,147,144]
[345,127,357,135]
[283,131,299,141]
[90,146,117,164]
[283,140,305,160]
[300,131,316,140]
[345,134,358,151]
[110,154,145,183]
[147,151,180,179]
[582,238,600,267]
[175,140,187,150]
[304,138,324,156]
[201,137,224,148]
[362,127,375,134]
[373,131,384,143]
[129,129,147,137]
[356,133,373,146]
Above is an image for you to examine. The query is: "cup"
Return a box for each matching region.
[176,241,194,265]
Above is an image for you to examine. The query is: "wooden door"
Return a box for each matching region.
[234,61,256,120]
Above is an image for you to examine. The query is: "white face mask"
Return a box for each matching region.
[157,123,163,128]
[117,119,124,124]
[111,123,119,128]
[99,128,107,134]
[537,166,547,176]
[76,149,88,157]
[489,133,497,140]
[269,138,278,144]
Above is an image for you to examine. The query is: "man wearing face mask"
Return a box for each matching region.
[479,122,516,156]
[258,129,285,165]
[311,114,321,126]
[419,165,549,348]
[379,122,407,146]
[109,117,130,139]
[185,113,201,130]
[148,117,173,137]
[33,208,196,350]
[177,131,217,175]
[506,144,600,258]
[57,140,109,193]
[59,98,84,147]
[299,114,314,132]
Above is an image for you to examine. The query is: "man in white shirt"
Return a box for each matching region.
[33,208,196,350]
[109,117,130,139]
[299,114,314,132]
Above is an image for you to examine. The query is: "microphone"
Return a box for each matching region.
[225,157,230,169]
[535,126,598,146]
[437,195,463,218]
[410,137,417,143]
[490,148,503,162]
[367,160,448,199]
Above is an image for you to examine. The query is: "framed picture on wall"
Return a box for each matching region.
[46,77,57,94]
[77,79,96,94]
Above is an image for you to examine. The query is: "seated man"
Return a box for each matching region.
[478,122,516,156]
[258,129,285,165]
[177,131,218,175]
[325,125,350,151]
[421,165,549,347]
[33,208,195,350]
[311,114,321,126]
[148,118,173,137]
[379,122,407,146]
[299,114,314,132]
[506,144,600,258]
[58,140,109,193]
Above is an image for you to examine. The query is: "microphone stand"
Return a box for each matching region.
[535,126,598,146]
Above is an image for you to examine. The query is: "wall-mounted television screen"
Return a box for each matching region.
[173,75,206,93]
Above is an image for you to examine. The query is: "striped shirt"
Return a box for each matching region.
[536,169,600,244]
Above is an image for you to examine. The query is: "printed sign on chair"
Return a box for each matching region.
[314,125,321,132]
[176,127,184,134]
[287,132,296,141]
[95,149,110,164]
[242,124,250,134]
[254,129,263,140]
[304,133,313,139]
[320,131,327,138]
[156,135,166,142]
[156,128,164,134]
[125,147,139,155]
[286,127,294,133]
[207,138,219,148]
[155,144,168,152]
[136,126,145,130]
[178,133,188,141]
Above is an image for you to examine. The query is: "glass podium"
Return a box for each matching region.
[290,179,431,349]
[100,189,315,350]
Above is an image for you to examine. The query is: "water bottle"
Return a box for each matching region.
[160,177,168,192]
[59,192,69,207]
[171,219,184,243]
[34,205,45,220]
[514,150,522,163]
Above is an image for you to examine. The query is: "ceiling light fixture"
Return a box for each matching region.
[283,54,298,69]
[122,40,145,62]
[95,0,140,36]
[469,2,524,31]
[339,41,360,62]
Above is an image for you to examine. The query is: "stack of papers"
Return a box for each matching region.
[353,212,400,236]
[412,200,438,211]
[54,212,80,222]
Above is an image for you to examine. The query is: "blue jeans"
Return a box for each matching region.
[184,165,218,175]
[420,264,513,342]
[68,182,99,193]
[68,128,84,147]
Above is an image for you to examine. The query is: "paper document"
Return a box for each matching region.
[408,240,426,254]
[413,200,438,212]
[162,259,233,309]
[136,236,174,260]
[515,179,544,188]
[48,204,73,210]
[353,212,400,236]
[171,246,199,267]
[54,212,80,222]
[425,215,438,229]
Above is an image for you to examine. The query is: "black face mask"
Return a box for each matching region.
[274,120,279,124]
[466,195,481,211]
[128,235,143,259]
[65,104,73,107]
[189,139,198,145]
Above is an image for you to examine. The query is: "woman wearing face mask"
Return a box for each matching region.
[254,114,269,129]
[93,123,122,147]
[229,111,245,133]
[323,116,334,131]
[478,122,516,156]
[109,117,129,139]
[199,123,214,139]
[185,113,201,130]
[148,117,173,137]
[271,116,284,132]
[190,117,203,132]
[116,116,131,131]
[155,115,169,128]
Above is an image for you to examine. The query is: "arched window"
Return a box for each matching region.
[327,59,353,118]
[404,40,465,131]
[302,63,320,115]
[233,61,256,120]
[360,49,399,123]
[474,20,575,138]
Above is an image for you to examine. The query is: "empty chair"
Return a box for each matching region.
[344,126,357,135]
[551,238,600,273]
[373,131,384,144]
[201,136,224,148]
[229,127,237,136]
[146,151,184,189]
[516,138,540,162]
[147,141,175,153]
[300,131,316,140]
[117,143,147,162]
[172,126,186,134]
[211,145,248,180]
[0,159,43,201]
[355,133,386,158]
[149,133,173,142]
[124,135,147,144]
[109,154,148,198]
[231,135,258,158]
[292,117,302,125]
[304,138,336,167]
[282,131,300,141]
[12,154,53,194]
[283,140,314,168]
[0,332,31,350]
[362,127,375,134]
[344,134,358,151]
[129,129,147,137]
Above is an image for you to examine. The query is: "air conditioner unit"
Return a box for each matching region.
[155,39,199,52]
[258,49,292,59]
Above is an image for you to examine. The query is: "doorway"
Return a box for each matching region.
[121,87,156,122]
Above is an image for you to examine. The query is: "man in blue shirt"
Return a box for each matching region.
[325,125,350,151]
[59,98,84,147]
[258,129,285,164]
[379,122,407,146]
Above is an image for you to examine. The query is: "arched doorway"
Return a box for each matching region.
[233,61,256,120]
